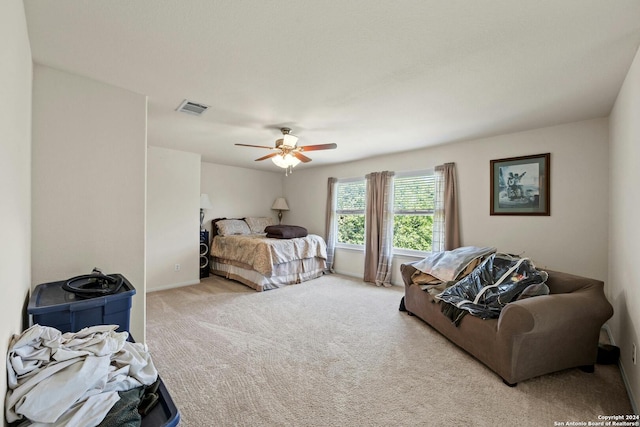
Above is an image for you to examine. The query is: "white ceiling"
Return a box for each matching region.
[23,1,640,172]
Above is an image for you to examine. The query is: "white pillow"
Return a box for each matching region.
[216,219,251,236]
[244,217,275,234]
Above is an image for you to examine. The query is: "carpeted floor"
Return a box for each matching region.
[146,274,633,426]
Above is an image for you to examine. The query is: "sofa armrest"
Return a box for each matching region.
[400,262,419,287]
[496,302,536,336]
[498,291,613,338]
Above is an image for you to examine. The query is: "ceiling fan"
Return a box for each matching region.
[235,128,337,174]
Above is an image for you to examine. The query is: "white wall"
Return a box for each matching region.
[0,0,32,413]
[31,66,148,341]
[147,147,201,291]
[200,162,284,235]
[285,118,609,284]
[609,44,640,411]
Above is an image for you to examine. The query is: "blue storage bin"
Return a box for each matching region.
[141,378,181,427]
[25,275,180,426]
[28,273,136,333]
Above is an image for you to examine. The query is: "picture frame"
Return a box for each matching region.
[490,153,550,216]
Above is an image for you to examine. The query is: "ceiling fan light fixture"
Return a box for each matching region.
[272,153,300,176]
[271,153,301,169]
[234,127,336,175]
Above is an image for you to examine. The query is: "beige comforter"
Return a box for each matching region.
[211,234,327,276]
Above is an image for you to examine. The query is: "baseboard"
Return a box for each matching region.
[603,324,639,414]
[146,279,200,293]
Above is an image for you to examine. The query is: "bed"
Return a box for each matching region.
[209,217,327,291]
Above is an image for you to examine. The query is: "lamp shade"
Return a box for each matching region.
[200,193,213,210]
[271,197,289,211]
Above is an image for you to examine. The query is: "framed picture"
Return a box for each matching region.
[490,153,550,216]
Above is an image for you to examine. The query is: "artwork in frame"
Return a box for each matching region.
[490,153,550,216]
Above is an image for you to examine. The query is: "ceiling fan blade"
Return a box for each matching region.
[255,152,279,161]
[292,151,312,163]
[298,143,337,152]
[235,143,275,149]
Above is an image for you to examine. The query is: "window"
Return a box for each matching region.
[333,171,435,253]
[393,171,435,253]
[336,179,366,246]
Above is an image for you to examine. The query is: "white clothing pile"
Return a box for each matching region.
[5,324,158,427]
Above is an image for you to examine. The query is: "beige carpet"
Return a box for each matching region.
[146,274,633,426]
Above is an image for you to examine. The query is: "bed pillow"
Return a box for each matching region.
[216,219,251,236]
[245,217,275,234]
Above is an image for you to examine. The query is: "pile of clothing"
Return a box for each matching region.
[409,246,497,296]
[6,324,158,426]
[405,246,550,326]
[435,252,549,325]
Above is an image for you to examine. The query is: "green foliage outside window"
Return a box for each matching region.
[337,214,365,245]
[393,174,435,252]
[335,174,435,252]
[393,215,433,252]
[336,180,366,245]
[337,214,433,251]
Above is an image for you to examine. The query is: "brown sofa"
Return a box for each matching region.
[401,263,614,385]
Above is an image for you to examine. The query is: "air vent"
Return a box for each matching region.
[176,99,209,116]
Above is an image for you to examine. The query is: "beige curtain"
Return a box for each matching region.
[324,177,338,273]
[433,163,460,252]
[364,171,395,286]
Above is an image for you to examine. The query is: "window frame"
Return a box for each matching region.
[332,170,436,256]
[334,177,366,250]
[392,169,435,257]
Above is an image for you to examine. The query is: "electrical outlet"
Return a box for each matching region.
[174,264,181,272]
[633,343,637,365]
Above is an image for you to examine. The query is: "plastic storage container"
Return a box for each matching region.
[28,273,136,333]
[141,378,181,427]
[26,275,180,426]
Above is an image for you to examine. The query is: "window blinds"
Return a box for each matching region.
[336,180,366,213]
[393,174,435,214]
